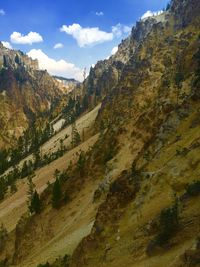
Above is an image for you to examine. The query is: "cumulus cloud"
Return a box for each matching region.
[141,10,164,20]
[60,23,113,47]
[27,49,83,81]
[95,11,104,16]
[0,9,5,16]
[2,41,12,49]
[60,23,132,47]
[53,43,64,49]
[10,31,43,45]
[111,46,118,55]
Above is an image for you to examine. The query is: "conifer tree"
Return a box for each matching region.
[0,178,8,200]
[29,190,42,214]
[77,151,86,175]
[10,180,17,194]
[27,175,35,210]
[71,122,81,148]
[52,178,62,209]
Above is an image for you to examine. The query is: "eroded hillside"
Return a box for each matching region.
[0,43,65,148]
[0,0,200,266]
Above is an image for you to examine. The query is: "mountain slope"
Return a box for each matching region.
[69,0,200,266]
[0,0,200,266]
[0,43,64,148]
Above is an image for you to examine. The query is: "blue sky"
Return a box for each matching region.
[0,0,169,80]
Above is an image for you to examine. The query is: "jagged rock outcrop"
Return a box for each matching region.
[0,42,38,71]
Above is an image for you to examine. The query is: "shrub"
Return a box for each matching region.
[147,201,179,255]
[186,181,200,196]
[156,202,179,245]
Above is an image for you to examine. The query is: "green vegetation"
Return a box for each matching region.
[37,263,50,267]
[0,121,54,176]
[29,190,42,214]
[37,254,71,267]
[77,151,86,174]
[71,122,81,148]
[156,201,179,245]
[27,175,42,214]
[62,95,89,128]
[52,178,62,209]
[0,224,8,252]
[0,178,8,201]
[186,180,200,196]
[147,201,179,255]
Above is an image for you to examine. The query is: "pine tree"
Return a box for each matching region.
[33,149,41,169]
[77,151,86,175]
[71,122,81,148]
[10,180,17,194]
[52,178,62,209]
[0,178,8,200]
[29,190,42,214]
[27,175,35,211]
[21,160,29,178]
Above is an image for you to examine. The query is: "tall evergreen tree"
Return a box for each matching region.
[0,178,8,200]
[77,151,86,175]
[52,178,62,209]
[29,190,42,214]
[27,175,35,209]
[71,122,81,148]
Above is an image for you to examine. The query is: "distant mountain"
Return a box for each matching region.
[53,75,80,93]
[53,75,80,84]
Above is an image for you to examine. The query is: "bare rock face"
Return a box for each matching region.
[0,43,64,147]
[0,43,39,70]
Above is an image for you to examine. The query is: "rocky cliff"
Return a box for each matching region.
[0,43,64,148]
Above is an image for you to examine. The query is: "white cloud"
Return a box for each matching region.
[10,31,43,45]
[2,41,12,49]
[95,11,104,16]
[60,23,132,47]
[141,10,164,20]
[60,23,113,47]
[0,9,5,16]
[123,25,132,34]
[112,23,132,38]
[27,49,83,81]
[111,46,118,55]
[53,43,64,49]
